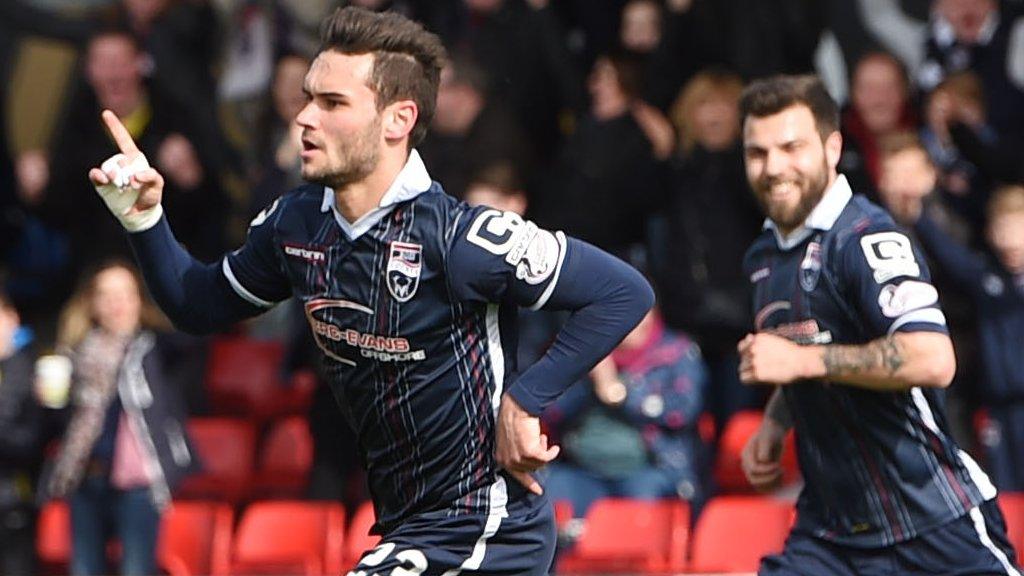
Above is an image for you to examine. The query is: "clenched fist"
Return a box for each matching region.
[738,333,824,386]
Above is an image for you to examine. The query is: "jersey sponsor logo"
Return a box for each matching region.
[283,243,326,264]
[754,300,791,330]
[386,242,422,302]
[249,198,280,228]
[800,240,822,291]
[750,267,771,283]
[466,209,560,285]
[304,298,426,365]
[766,320,833,345]
[755,300,831,344]
[859,232,920,283]
[877,280,939,318]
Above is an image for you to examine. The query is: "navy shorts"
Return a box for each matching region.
[347,477,556,576]
[760,499,1021,576]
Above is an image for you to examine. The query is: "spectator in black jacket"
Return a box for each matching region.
[419,54,534,199]
[537,51,669,263]
[656,69,765,436]
[0,291,43,576]
[20,30,227,271]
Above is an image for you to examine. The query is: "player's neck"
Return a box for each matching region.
[332,150,408,223]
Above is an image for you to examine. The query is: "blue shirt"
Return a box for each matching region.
[744,175,996,547]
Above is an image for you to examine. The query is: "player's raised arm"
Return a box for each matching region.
[89,110,165,232]
[89,110,281,333]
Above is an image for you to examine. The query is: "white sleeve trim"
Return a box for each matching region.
[887,308,946,334]
[221,258,277,308]
[528,231,568,311]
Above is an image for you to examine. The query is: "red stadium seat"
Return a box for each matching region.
[206,338,314,419]
[557,498,689,574]
[689,495,793,573]
[37,500,71,571]
[230,501,345,576]
[345,500,382,568]
[997,492,1024,565]
[177,418,257,503]
[252,416,314,498]
[715,410,800,493]
[158,501,233,576]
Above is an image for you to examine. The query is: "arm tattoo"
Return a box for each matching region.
[822,336,905,378]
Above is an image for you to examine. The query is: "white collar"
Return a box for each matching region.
[933,9,999,48]
[320,149,433,240]
[763,174,853,251]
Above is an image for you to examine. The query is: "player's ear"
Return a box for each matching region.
[824,130,842,172]
[383,100,418,142]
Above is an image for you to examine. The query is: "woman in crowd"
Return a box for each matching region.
[42,261,196,576]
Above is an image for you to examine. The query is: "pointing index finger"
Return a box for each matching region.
[102,110,139,155]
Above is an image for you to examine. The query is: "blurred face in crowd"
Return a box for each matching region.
[296,51,383,187]
[989,211,1024,274]
[692,94,740,152]
[465,183,527,216]
[273,56,311,124]
[91,266,142,337]
[589,57,629,120]
[743,104,841,235]
[852,55,906,136]
[620,0,662,54]
[937,0,997,44]
[86,34,144,117]
[433,66,483,135]
[879,147,936,204]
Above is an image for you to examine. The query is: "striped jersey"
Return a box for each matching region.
[224,152,569,533]
[743,175,997,547]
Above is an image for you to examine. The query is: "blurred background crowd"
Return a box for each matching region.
[2,0,1024,574]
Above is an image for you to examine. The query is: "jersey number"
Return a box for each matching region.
[348,542,427,576]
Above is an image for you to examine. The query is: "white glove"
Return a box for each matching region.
[95,153,163,232]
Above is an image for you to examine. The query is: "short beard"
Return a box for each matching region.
[302,117,382,188]
[757,159,830,233]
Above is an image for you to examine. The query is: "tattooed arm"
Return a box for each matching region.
[739,332,955,391]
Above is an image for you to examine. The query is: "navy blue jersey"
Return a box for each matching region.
[743,175,997,547]
[222,152,578,534]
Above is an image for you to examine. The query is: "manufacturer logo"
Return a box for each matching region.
[283,244,326,264]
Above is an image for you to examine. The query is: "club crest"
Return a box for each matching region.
[387,242,422,302]
[800,240,822,291]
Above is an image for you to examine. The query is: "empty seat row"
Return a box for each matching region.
[38,492,1024,575]
[37,500,373,576]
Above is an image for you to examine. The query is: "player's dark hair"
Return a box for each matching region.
[319,6,446,148]
[739,74,840,141]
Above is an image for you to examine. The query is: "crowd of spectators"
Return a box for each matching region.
[2,0,1024,573]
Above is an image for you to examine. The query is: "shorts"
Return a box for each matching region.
[347,476,555,576]
[760,499,1021,576]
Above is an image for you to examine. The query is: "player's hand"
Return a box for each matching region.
[738,333,822,385]
[88,109,165,232]
[741,417,786,492]
[496,392,560,495]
